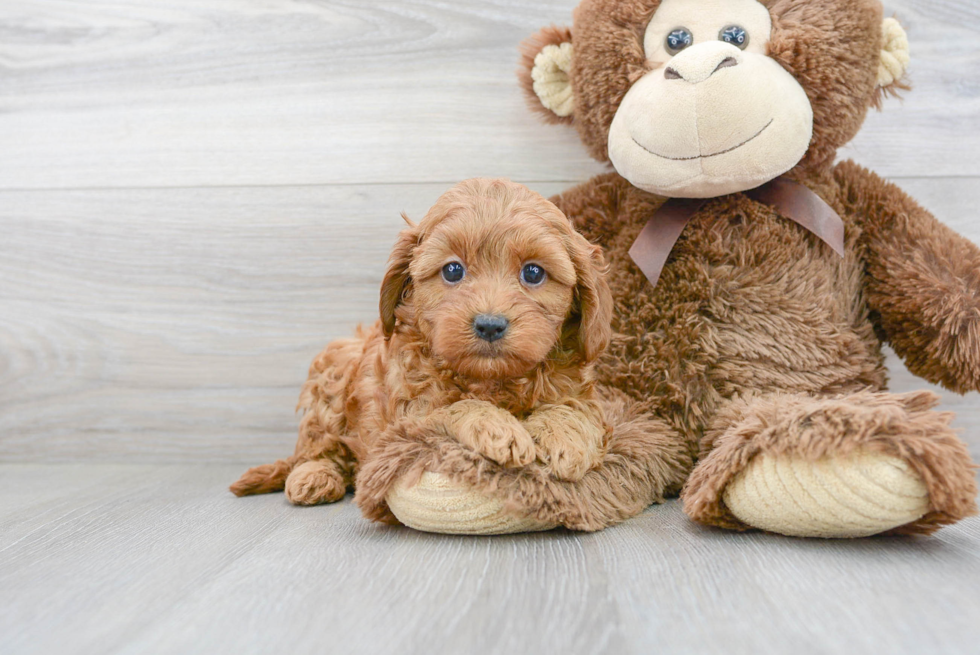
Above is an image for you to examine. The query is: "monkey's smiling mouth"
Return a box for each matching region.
[632,119,774,161]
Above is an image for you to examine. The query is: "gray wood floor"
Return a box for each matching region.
[2,1,980,654]
[2,464,979,655]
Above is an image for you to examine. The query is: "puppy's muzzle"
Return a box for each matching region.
[473,314,509,343]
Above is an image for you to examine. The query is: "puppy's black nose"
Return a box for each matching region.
[473,314,509,342]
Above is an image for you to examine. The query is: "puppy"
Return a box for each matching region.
[231,178,614,507]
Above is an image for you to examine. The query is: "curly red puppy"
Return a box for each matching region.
[231,178,614,507]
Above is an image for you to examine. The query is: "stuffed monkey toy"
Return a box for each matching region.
[362,0,979,537]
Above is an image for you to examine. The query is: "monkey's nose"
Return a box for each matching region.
[664,43,742,84]
[665,56,738,82]
[473,314,509,342]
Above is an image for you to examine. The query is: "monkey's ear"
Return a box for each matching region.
[519,26,575,124]
[875,18,910,98]
[379,220,418,339]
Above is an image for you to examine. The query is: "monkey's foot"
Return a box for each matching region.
[683,390,978,537]
[386,472,557,535]
[722,450,928,538]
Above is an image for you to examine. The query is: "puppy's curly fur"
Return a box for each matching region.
[231,178,615,508]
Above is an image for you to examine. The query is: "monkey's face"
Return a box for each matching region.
[607,0,813,198]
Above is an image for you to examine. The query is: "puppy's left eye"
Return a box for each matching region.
[520,263,547,287]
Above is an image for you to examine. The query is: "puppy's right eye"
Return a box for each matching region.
[441,261,465,284]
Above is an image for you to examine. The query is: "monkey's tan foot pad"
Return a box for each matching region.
[722,450,929,538]
[386,472,557,535]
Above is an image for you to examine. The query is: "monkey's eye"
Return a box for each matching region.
[719,25,749,49]
[441,261,465,284]
[520,263,547,287]
[665,28,693,55]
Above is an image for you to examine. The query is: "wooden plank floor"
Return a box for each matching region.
[2,1,980,653]
[2,464,979,655]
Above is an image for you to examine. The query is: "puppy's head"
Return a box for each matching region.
[380,178,612,380]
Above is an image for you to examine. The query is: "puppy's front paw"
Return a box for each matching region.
[537,439,596,482]
[471,420,537,468]
[443,400,536,468]
[525,405,606,482]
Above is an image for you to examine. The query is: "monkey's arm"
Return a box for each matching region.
[836,160,980,392]
[523,399,609,482]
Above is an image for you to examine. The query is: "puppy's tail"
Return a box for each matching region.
[230,455,303,497]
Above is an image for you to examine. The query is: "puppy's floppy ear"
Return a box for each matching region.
[566,231,613,363]
[518,26,575,124]
[380,218,419,338]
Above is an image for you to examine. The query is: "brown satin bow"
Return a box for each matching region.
[627,176,845,288]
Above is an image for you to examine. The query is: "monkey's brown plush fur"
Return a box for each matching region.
[231,179,628,514]
[351,0,977,535]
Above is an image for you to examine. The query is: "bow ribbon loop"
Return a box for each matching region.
[628,177,845,287]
